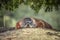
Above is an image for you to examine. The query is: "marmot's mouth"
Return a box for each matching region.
[25,24,31,28]
[22,23,33,28]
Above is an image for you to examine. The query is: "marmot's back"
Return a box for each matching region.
[34,18,52,29]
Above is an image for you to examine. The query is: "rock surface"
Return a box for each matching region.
[0,28,60,40]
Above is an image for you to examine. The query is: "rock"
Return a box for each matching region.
[0,28,60,40]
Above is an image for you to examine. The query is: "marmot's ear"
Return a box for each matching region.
[16,21,21,29]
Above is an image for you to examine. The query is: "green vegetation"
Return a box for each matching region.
[0,0,60,12]
[0,0,60,30]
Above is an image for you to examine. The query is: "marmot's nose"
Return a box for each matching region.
[26,24,30,28]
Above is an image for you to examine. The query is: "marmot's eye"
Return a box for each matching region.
[24,18,32,21]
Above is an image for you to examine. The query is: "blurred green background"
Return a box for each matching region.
[0,0,60,30]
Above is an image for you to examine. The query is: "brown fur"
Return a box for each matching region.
[34,18,52,29]
[16,18,52,29]
[16,21,21,29]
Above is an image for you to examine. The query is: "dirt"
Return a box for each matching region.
[0,28,60,40]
